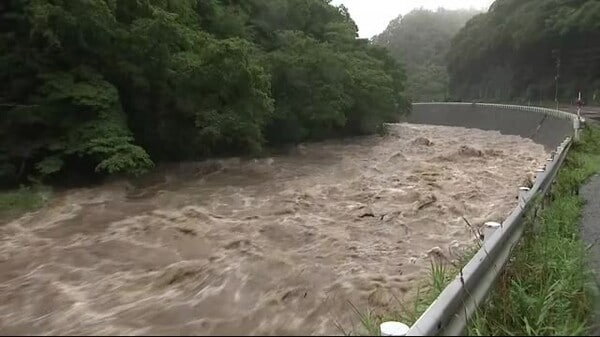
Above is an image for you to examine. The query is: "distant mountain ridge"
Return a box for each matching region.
[374,8,481,101]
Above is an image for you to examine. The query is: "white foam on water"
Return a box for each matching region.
[0,123,548,335]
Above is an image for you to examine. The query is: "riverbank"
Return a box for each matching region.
[0,186,50,222]
[469,124,600,336]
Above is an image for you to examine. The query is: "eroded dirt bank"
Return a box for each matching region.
[0,123,547,335]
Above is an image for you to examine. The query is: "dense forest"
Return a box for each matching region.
[0,0,410,186]
[447,0,600,104]
[374,8,480,101]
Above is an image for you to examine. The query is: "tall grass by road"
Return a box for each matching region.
[469,125,600,336]
[351,250,476,336]
[354,125,600,336]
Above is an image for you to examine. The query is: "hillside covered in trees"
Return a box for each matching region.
[0,0,410,186]
[447,0,600,104]
[373,8,480,101]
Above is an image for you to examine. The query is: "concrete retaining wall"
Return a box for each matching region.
[404,103,575,150]
[401,103,579,336]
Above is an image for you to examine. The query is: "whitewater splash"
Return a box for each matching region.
[0,124,547,335]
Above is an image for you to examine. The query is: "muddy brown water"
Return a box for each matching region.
[0,124,547,335]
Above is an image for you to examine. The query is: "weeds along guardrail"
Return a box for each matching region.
[390,103,581,336]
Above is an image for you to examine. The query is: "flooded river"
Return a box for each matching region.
[0,123,547,335]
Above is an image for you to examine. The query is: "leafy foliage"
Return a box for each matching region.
[447,0,600,104]
[0,0,409,186]
[374,8,480,101]
[470,125,600,336]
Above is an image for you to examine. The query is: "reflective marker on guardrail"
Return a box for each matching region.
[518,187,531,208]
[405,103,578,336]
[380,321,410,336]
[483,222,502,242]
[535,168,545,179]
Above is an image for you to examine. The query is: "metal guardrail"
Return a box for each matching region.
[413,102,577,122]
[398,103,580,336]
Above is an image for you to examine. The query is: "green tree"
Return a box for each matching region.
[374,8,480,101]
[447,0,600,104]
[1,0,409,186]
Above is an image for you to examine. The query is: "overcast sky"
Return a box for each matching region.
[331,0,495,38]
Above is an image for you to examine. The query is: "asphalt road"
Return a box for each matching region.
[577,113,600,333]
[559,105,600,121]
[581,172,600,334]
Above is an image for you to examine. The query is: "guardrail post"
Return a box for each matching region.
[573,117,581,141]
[534,168,546,184]
[518,187,531,208]
[380,321,410,336]
[483,222,502,242]
[406,103,575,336]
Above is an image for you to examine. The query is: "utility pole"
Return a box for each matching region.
[552,49,561,110]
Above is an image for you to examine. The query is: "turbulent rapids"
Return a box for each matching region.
[0,123,548,335]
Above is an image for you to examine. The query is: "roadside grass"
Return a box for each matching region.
[468,125,600,336]
[350,125,600,336]
[341,261,452,336]
[0,185,51,221]
[348,248,477,336]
